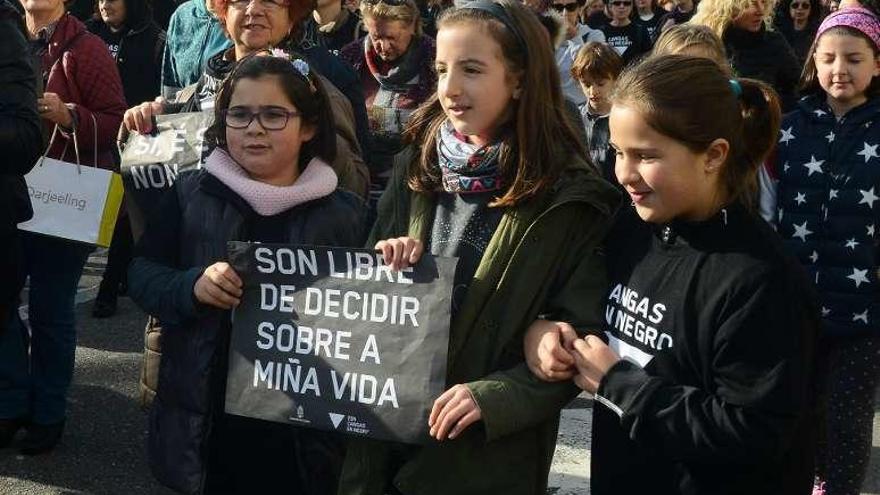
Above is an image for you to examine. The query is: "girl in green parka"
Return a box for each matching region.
[337,1,621,494]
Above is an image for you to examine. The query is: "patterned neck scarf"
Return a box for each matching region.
[436,120,504,193]
[364,35,424,92]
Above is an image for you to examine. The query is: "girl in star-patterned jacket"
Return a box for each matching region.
[762,7,880,495]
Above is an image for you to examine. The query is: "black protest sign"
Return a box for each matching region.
[119,111,213,237]
[225,242,457,444]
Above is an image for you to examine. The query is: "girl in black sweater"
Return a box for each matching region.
[525,55,822,495]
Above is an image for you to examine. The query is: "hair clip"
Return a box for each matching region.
[292,59,310,79]
[268,48,317,93]
[729,79,743,98]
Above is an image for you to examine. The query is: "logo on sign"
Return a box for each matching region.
[329,413,345,429]
[288,404,311,424]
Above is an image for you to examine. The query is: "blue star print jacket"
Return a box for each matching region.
[769,94,880,337]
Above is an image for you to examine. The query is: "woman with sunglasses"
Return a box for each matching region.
[599,0,651,63]
[340,0,437,213]
[553,0,606,106]
[128,51,363,495]
[774,0,822,63]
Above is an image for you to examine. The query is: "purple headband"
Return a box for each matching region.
[817,6,880,51]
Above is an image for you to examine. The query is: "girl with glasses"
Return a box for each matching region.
[127,52,363,495]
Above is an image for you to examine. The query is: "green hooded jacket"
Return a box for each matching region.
[338,150,621,495]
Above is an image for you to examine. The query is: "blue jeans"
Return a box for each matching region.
[0,232,91,424]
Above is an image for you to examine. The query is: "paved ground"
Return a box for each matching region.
[0,252,877,494]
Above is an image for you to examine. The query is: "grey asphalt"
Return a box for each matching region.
[0,254,878,494]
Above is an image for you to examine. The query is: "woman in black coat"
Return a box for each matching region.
[86,0,166,317]
[86,0,165,107]
[691,0,802,111]
[0,0,42,432]
[774,0,822,64]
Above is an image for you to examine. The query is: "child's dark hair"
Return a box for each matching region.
[206,52,337,166]
[405,0,588,207]
[800,26,880,97]
[612,55,781,207]
[571,41,624,82]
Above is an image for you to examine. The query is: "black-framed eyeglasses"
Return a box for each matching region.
[790,1,810,8]
[610,1,632,6]
[228,0,289,10]
[552,2,581,12]
[222,106,301,130]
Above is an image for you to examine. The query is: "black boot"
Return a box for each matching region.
[91,298,117,318]
[20,421,64,455]
[0,418,25,448]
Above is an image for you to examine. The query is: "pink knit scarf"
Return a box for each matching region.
[202,148,338,216]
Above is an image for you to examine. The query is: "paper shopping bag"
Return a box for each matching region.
[19,156,124,247]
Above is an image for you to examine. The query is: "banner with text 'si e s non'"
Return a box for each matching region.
[224,241,458,444]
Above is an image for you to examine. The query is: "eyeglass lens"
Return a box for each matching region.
[225,108,297,130]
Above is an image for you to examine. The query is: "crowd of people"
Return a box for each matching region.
[0,0,878,493]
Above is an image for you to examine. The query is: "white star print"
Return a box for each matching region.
[822,307,831,317]
[868,224,876,237]
[857,142,879,163]
[803,156,825,176]
[809,250,819,263]
[779,127,795,145]
[814,109,827,117]
[846,238,859,249]
[829,189,838,200]
[847,267,870,288]
[795,192,807,205]
[853,309,869,324]
[792,221,813,241]
[826,131,835,142]
[859,187,879,208]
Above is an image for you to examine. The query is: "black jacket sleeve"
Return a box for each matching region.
[595,265,817,463]
[128,183,203,326]
[0,2,42,177]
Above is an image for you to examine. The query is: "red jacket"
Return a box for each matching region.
[42,13,125,170]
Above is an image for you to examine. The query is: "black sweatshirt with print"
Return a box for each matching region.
[590,204,821,495]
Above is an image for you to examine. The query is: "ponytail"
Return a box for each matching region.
[732,78,781,205]
[611,55,781,209]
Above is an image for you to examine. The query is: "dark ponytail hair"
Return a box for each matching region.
[611,55,781,208]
